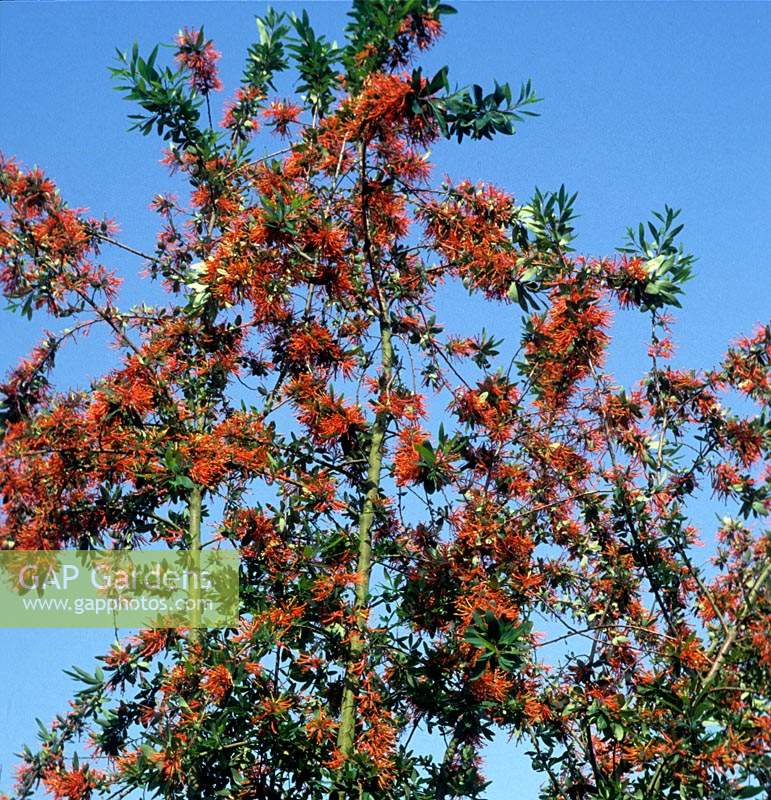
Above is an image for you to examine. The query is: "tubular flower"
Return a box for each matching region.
[175,28,223,94]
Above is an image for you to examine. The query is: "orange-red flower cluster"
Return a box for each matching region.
[420,180,521,298]
[0,157,120,317]
[175,28,223,94]
[525,279,612,412]
[42,767,101,800]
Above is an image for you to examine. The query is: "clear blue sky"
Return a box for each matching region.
[1,1,770,797]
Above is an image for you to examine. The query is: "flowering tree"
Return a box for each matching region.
[1,2,769,799]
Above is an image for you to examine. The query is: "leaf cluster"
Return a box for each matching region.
[111,44,204,150]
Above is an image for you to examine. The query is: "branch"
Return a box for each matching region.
[701,558,770,691]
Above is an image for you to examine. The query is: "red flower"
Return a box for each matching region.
[130,628,173,658]
[253,694,294,733]
[263,101,302,137]
[42,767,101,800]
[648,337,674,360]
[393,427,428,486]
[201,664,233,704]
[306,709,336,744]
[175,28,223,94]
[525,279,612,412]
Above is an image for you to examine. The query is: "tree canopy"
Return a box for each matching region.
[1,2,769,799]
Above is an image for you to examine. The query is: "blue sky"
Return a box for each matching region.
[1,1,770,797]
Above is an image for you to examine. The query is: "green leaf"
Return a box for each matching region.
[735,788,765,799]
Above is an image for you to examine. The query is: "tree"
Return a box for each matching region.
[1,2,769,799]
